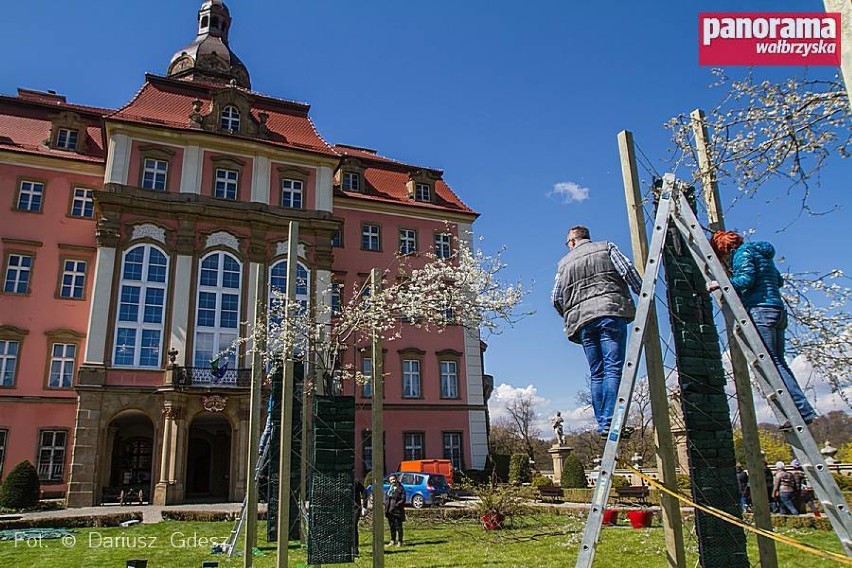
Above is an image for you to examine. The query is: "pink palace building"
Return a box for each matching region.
[0,0,493,506]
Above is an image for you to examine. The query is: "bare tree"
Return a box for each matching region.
[504,392,540,460]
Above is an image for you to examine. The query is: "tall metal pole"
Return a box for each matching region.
[618,130,685,568]
[244,261,266,568]
[276,221,299,568]
[370,268,385,567]
[691,110,778,568]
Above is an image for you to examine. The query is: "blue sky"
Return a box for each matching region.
[4,1,849,432]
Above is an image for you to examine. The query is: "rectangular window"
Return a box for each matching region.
[17,180,44,212]
[361,356,373,398]
[141,158,168,190]
[443,432,463,470]
[37,430,66,482]
[362,224,380,251]
[48,343,76,389]
[0,340,20,387]
[403,432,425,461]
[214,168,239,200]
[139,330,161,367]
[343,172,360,191]
[435,233,452,259]
[55,128,78,150]
[4,254,32,294]
[331,230,342,248]
[281,179,303,209]
[402,359,421,398]
[415,183,431,202]
[114,328,136,366]
[0,430,6,479]
[331,281,342,317]
[71,188,94,218]
[440,360,459,399]
[399,229,417,255]
[59,259,87,299]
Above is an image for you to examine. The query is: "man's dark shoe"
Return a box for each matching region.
[600,426,634,440]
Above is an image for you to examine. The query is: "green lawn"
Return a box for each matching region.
[0,515,845,567]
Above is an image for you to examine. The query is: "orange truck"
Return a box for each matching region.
[399,459,454,487]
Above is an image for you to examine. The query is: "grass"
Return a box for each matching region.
[0,514,846,567]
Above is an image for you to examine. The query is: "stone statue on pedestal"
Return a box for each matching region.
[551,411,565,446]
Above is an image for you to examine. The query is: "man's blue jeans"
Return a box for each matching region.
[749,306,817,422]
[579,316,628,432]
[777,491,799,515]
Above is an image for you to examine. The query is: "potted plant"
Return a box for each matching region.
[473,484,525,530]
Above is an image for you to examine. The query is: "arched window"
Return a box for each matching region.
[194,252,242,370]
[269,260,310,320]
[114,245,169,368]
[220,105,240,132]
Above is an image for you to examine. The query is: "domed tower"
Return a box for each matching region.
[167,0,251,89]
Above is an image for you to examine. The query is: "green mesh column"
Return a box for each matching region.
[660,187,748,568]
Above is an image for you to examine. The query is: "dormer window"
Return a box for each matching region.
[55,128,78,151]
[343,172,360,191]
[220,105,240,132]
[415,183,431,202]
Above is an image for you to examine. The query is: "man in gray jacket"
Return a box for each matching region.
[552,226,641,437]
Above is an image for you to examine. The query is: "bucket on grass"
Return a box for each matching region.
[602,509,619,526]
[627,509,653,528]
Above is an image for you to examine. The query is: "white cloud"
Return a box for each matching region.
[549,181,590,204]
[489,382,552,433]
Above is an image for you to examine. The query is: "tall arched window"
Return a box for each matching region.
[220,105,240,132]
[114,245,169,368]
[194,252,242,369]
[269,260,310,322]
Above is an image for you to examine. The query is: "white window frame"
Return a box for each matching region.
[49,343,77,389]
[443,432,463,470]
[71,187,94,218]
[56,128,78,150]
[402,359,421,398]
[17,180,44,211]
[141,158,168,191]
[114,245,169,368]
[4,254,32,294]
[399,229,417,255]
[37,430,67,482]
[440,360,459,399]
[342,172,360,191]
[214,168,239,200]
[280,178,303,209]
[0,340,19,387]
[59,259,87,299]
[221,105,241,131]
[361,356,373,398]
[403,432,425,461]
[194,251,242,369]
[415,183,431,202]
[435,232,452,259]
[362,224,380,251]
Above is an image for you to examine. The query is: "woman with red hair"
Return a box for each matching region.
[709,231,817,430]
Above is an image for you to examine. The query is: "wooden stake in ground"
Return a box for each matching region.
[276,220,300,568]
[370,268,385,568]
[618,130,685,568]
[691,109,778,568]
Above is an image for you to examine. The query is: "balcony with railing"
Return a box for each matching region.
[172,366,252,389]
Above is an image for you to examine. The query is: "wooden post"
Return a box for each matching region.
[618,130,686,568]
[244,262,266,567]
[276,220,299,568]
[691,111,778,568]
[824,1,852,113]
[370,268,385,567]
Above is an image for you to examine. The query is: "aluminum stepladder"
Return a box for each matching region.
[221,417,274,557]
[575,175,852,567]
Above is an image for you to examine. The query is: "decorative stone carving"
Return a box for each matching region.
[275,240,307,257]
[202,395,228,413]
[206,231,240,251]
[131,223,167,244]
[162,405,183,420]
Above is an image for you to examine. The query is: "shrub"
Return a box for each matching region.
[161,510,239,522]
[509,453,531,485]
[560,453,588,489]
[0,461,40,510]
[492,454,511,483]
[833,473,852,491]
[531,475,552,488]
[0,512,142,530]
[676,474,692,490]
[473,484,528,525]
[610,475,630,489]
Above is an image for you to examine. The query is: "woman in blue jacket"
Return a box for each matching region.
[710,231,817,430]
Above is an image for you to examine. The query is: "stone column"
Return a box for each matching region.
[83,213,120,365]
[549,445,573,485]
[153,401,185,505]
[65,389,106,507]
[170,219,196,366]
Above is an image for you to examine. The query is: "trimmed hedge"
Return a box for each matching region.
[160,510,240,522]
[560,454,588,489]
[0,511,142,530]
[0,461,40,510]
[509,454,531,485]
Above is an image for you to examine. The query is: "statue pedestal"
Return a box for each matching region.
[548,445,573,485]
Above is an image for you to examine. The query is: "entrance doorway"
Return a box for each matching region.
[186,413,232,500]
[106,411,154,504]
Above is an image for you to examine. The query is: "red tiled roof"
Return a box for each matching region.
[0,96,106,164]
[333,144,477,217]
[108,75,337,157]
